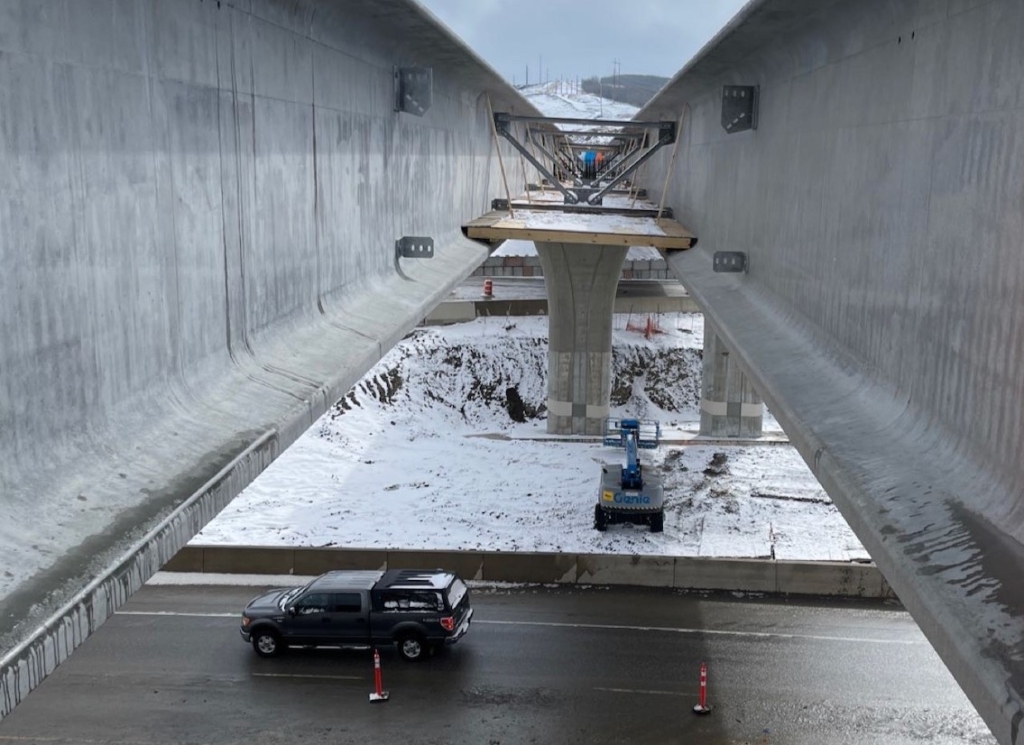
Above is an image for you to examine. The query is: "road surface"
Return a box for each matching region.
[0,581,994,744]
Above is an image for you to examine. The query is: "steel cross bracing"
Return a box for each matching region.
[493,112,675,205]
[527,133,583,187]
[533,132,641,188]
[537,131,645,185]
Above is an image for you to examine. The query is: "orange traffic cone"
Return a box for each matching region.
[693,661,711,714]
[369,648,390,702]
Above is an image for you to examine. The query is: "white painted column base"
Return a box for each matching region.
[700,325,764,437]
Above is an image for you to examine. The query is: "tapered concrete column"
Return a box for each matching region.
[700,324,763,437]
[535,242,628,435]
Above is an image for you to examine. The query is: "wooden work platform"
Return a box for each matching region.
[463,208,697,250]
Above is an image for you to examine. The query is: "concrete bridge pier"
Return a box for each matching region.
[700,323,764,437]
[535,242,628,435]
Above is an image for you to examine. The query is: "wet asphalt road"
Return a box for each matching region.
[0,583,996,745]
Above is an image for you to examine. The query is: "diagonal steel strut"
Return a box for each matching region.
[494,114,579,203]
[492,113,676,205]
[585,125,675,204]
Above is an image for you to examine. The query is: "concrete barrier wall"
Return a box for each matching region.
[638,2,1024,742]
[473,255,674,280]
[423,294,700,325]
[0,0,537,718]
[165,546,894,599]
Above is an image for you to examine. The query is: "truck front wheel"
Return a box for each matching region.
[594,504,608,532]
[396,633,427,662]
[252,629,282,658]
[650,511,664,533]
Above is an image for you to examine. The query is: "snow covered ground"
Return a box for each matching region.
[191,85,867,565]
[194,314,869,563]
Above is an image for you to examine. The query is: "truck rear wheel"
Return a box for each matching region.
[594,504,608,532]
[650,511,664,533]
[396,633,427,662]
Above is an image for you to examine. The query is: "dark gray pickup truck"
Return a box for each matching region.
[239,569,473,662]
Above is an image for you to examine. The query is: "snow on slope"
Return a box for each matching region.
[194,314,868,562]
[519,81,639,121]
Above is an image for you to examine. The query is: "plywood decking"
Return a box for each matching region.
[463,208,697,250]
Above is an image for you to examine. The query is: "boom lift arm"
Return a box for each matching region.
[596,418,664,533]
[604,418,660,489]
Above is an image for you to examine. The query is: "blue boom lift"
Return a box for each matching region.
[595,418,664,533]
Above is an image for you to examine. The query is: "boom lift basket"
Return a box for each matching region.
[602,418,661,449]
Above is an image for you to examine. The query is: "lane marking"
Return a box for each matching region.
[473,619,925,645]
[115,610,923,645]
[594,687,686,697]
[0,738,208,744]
[252,673,362,681]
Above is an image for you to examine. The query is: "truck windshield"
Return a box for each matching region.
[446,578,468,610]
[277,584,308,609]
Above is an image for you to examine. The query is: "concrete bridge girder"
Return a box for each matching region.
[638,0,1024,742]
[0,0,544,720]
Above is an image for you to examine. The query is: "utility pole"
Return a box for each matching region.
[539,55,543,84]
[526,64,529,86]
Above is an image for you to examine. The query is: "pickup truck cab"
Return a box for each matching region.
[239,569,473,662]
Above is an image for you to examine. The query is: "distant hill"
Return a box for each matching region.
[580,74,670,108]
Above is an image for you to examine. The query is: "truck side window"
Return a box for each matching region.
[416,591,444,611]
[294,592,330,615]
[332,593,362,613]
[378,591,442,611]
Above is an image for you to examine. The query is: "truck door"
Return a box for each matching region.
[328,592,370,644]
[285,592,333,644]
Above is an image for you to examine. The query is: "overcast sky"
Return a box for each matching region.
[418,0,750,84]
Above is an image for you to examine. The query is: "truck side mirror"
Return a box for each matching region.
[287,606,297,617]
